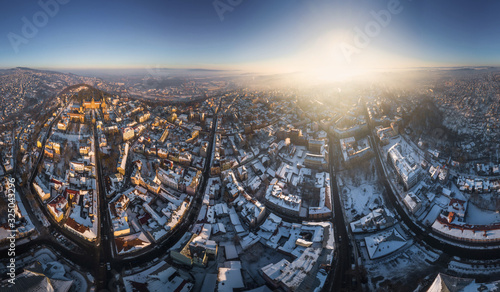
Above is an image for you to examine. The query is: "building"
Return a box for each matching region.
[122,264,194,292]
[83,97,106,110]
[218,261,245,292]
[44,148,54,159]
[304,153,328,170]
[159,128,169,143]
[261,247,322,291]
[333,123,368,139]
[446,199,467,222]
[364,229,407,259]
[137,112,150,123]
[233,192,266,228]
[64,217,97,242]
[171,225,218,267]
[68,112,84,123]
[235,165,248,181]
[70,161,85,173]
[0,261,73,292]
[264,184,301,217]
[403,192,422,214]
[340,136,374,166]
[47,195,68,222]
[350,208,396,233]
[115,232,151,254]
[376,126,397,145]
[123,127,135,141]
[156,168,182,190]
[308,186,332,219]
[387,143,421,190]
[79,144,90,155]
[57,118,69,131]
[432,217,500,243]
[117,143,130,175]
[186,170,202,196]
[103,125,119,134]
[99,134,107,147]
[34,176,51,201]
[308,139,325,154]
[426,273,500,292]
[46,140,62,155]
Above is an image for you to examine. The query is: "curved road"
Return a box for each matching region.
[370,134,500,260]
[13,92,223,291]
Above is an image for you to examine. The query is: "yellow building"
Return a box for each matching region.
[169,113,177,123]
[46,141,61,155]
[83,97,107,110]
[69,112,85,123]
[47,196,68,222]
[159,128,169,143]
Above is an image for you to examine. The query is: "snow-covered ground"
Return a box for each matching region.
[338,159,385,223]
[50,131,89,142]
[466,202,500,225]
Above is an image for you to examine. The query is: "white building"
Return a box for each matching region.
[264,184,302,217]
[387,143,421,190]
[403,192,422,214]
[156,168,181,190]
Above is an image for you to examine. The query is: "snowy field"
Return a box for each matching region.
[466,202,500,225]
[338,159,385,223]
[51,130,89,142]
[343,183,384,222]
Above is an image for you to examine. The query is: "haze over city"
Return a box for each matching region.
[1,1,500,292]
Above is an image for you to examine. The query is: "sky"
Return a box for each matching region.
[1,0,500,76]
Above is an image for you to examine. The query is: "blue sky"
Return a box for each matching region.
[1,0,500,72]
